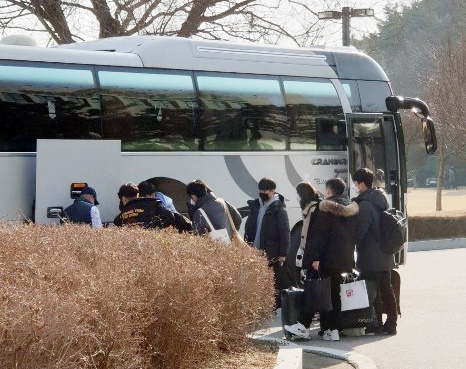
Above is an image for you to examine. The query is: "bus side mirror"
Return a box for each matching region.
[422,117,437,155]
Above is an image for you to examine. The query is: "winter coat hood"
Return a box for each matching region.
[302,195,357,272]
[353,188,388,211]
[319,196,359,217]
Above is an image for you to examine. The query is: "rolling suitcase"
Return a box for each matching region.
[280,287,304,340]
[390,269,401,315]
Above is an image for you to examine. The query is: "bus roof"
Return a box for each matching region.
[0,35,389,81]
[0,42,143,67]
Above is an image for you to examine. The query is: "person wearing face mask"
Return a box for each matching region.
[186,180,241,232]
[352,168,397,336]
[186,180,241,237]
[244,177,291,310]
[287,178,359,341]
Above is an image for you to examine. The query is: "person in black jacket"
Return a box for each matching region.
[186,181,241,238]
[285,179,358,340]
[353,168,398,335]
[244,177,290,310]
[113,182,179,230]
[308,178,358,341]
[138,180,192,232]
[283,181,320,339]
[186,180,242,232]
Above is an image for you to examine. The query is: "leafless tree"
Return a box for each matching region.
[426,37,466,210]
[0,0,343,46]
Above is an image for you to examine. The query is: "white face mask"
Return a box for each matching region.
[189,198,196,206]
[296,196,301,204]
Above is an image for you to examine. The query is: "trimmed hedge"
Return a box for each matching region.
[0,223,275,369]
[409,212,466,241]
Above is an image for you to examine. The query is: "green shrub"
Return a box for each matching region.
[0,223,275,369]
[409,212,466,241]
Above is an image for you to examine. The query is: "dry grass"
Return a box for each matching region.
[201,339,278,369]
[0,223,275,369]
[407,187,466,214]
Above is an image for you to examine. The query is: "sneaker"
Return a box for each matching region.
[284,322,311,339]
[322,329,340,341]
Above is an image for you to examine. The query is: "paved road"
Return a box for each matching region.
[300,248,466,369]
[257,248,466,368]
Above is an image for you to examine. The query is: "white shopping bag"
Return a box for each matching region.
[199,208,231,244]
[208,228,230,243]
[340,279,370,311]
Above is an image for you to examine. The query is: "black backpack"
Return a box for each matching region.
[379,208,407,254]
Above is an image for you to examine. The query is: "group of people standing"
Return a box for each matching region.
[63,179,242,237]
[64,168,398,342]
[284,168,398,341]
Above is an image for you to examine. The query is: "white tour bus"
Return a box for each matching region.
[0,36,436,264]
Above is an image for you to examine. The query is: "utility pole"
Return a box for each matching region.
[318,7,374,46]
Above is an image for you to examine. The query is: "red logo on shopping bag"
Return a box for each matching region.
[346,289,353,297]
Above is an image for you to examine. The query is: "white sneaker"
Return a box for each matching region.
[284,322,311,339]
[322,329,340,341]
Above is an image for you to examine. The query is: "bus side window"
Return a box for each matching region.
[0,64,100,152]
[98,69,197,151]
[196,73,287,151]
[283,78,345,151]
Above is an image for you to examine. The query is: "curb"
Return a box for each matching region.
[252,334,377,369]
[408,237,466,252]
[302,346,377,369]
[252,336,302,369]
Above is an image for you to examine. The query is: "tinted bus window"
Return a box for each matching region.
[341,79,362,112]
[358,80,392,112]
[283,79,345,150]
[98,70,197,151]
[196,74,287,151]
[0,64,100,152]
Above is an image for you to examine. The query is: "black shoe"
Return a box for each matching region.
[383,325,397,335]
[365,325,384,335]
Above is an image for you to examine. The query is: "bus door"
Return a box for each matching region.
[347,113,407,264]
[346,113,403,209]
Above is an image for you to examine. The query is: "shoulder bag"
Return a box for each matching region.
[220,199,246,245]
[198,207,231,244]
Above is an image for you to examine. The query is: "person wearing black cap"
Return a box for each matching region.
[64,186,103,228]
[186,180,240,237]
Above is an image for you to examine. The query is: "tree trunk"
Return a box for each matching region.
[436,144,444,211]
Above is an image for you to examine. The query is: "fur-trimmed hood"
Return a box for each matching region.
[319,198,359,217]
